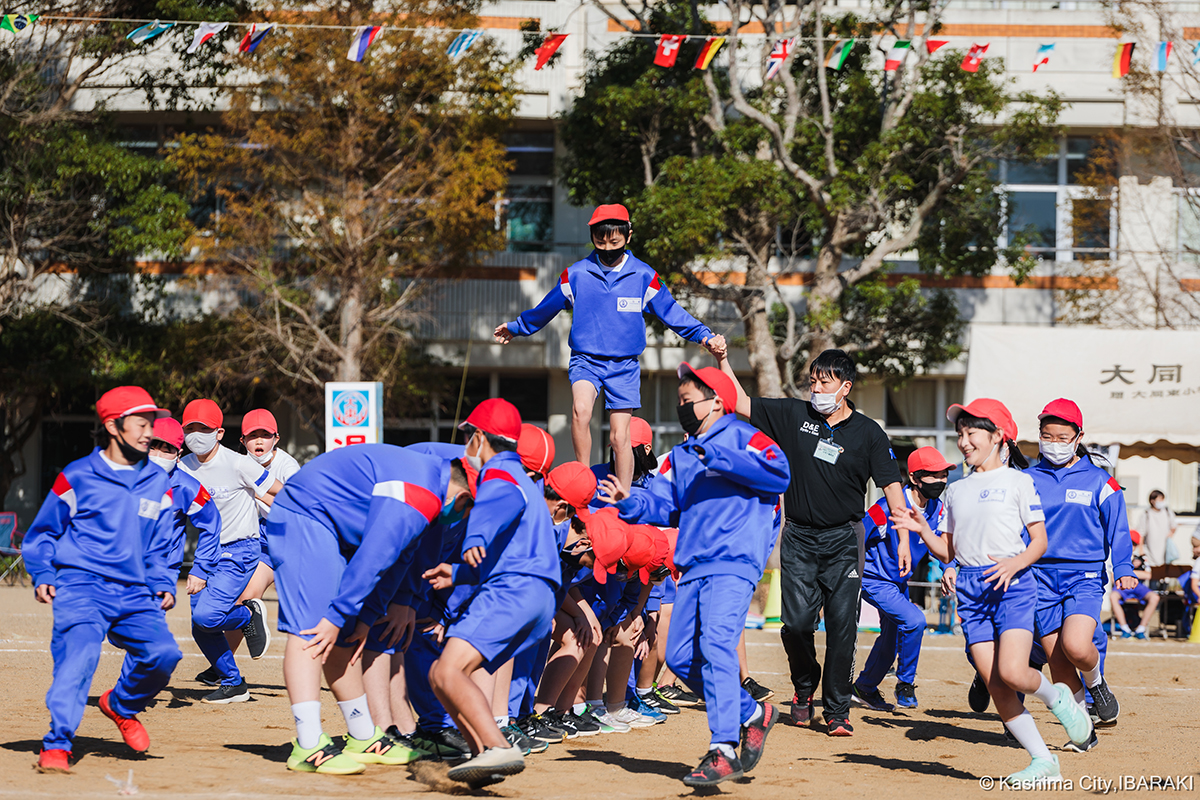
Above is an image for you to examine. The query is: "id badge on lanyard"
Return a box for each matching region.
[814,437,843,465]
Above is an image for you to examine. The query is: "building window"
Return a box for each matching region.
[504,185,553,252]
[503,132,554,176]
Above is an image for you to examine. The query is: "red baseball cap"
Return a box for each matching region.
[182,399,224,430]
[1130,529,1142,545]
[96,386,169,423]
[946,398,1017,442]
[630,417,653,448]
[619,525,664,584]
[907,446,956,475]
[151,417,185,450]
[242,408,279,436]
[1038,398,1083,429]
[517,424,555,477]
[588,203,630,226]
[579,507,632,585]
[546,461,598,510]
[677,362,736,416]
[459,398,521,442]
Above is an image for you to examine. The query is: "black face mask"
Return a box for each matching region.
[677,401,705,436]
[917,480,947,501]
[561,545,591,571]
[114,423,148,464]
[595,246,625,267]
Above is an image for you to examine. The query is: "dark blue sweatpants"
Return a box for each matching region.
[405,628,453,731]
[857,577,926,687]
[190,538,258,685]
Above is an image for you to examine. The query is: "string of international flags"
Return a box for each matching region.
[1,11,1198,79]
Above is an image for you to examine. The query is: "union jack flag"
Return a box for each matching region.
[764,37,796,80]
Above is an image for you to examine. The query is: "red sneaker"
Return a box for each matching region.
[740,702,777,772]
[826,716,854,736]
[99,690,150,752]
[36,749,71,773]
[681,749,743,787]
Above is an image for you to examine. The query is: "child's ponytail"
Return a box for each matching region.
[1004,439,1030,470]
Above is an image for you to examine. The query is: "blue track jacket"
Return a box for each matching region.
[1025,457,1135,581]
[507,252,714,358]
[863,491,944,584]
[25,449,177,596]
[166,468,221,580]
[615,415,790,585]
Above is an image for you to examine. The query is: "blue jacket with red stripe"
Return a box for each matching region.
[863,490,944,584]
[24,449,177,595]
[615,415,790,585]
[166,467,221,581]
[1025,457,1135,580]
[272,444,449,629]
[506,252,714,358]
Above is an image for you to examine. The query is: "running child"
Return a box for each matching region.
[891,398,1094,786]
[854,446,954,711]
[495,203,727,491]
[25,387,182,774]
[600,363,789,786]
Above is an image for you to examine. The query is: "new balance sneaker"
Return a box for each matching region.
[968,672,991,713]
[195,666,221,686]
[639,689,680,715]
[657,683,701,707]
[1048,683,1094,748]
[852,682,894,712]
[681,748,744,787]
[287,734,365,774]
[343,726,424,765]
[241,598,271,659]
[895,681,918,709]
[790,693,815,726]
[412,726,471,762]
[99,690,150,752]
[1088,678,1120,725]
[36,749,71,774]
[1062,727,1100,753]
[739,702,777,772]
[517,714,563,744]
[825,716,853,737]
[742,676,774,702]
[201,679,250,705]
[612,705,657,728]
[585,706,629,733]
[501,722,546,754]
[628,694,667,724]
[563,710,603,736]
[1005,755,1061,786]
[446,745,525,788]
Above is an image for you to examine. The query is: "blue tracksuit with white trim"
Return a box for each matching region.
[1025,458,1135,636]
[616,415,790,744]
[164,468,221,579]
[857,491,943,689]
[24,450,183,751]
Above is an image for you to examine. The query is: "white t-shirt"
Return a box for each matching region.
[180,445,271,544]
[939,467,1045,568]
[256,448,300,519]
[1138,507,1177,567]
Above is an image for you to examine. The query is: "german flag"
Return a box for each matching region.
[694,36,725,71]
[1113,42,1135,78]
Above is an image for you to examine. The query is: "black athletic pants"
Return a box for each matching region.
[778,520,861,719]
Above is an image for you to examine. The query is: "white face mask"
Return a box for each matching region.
[249,446,275,465]
[811,383,847,416]
[465,433,483,471]
[149,454,177,474]
[1039,439,1077,466]
[185,430,219,455]
[1152,500,1165,510]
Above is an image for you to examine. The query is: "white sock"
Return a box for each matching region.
[1004,710,1052,760]
[1119,623,1132,632]
[1082,667,1102,688]
[337,695,376,741]
[495,716,509,728]
[1135,624,1146,632]
[573,702,588,715]
[743,703,763,727]
[292,701,323,750]
[1032,673,1059,707]
[1073,687,1087,714]
[636,686,654,697]
[710,742,737,760]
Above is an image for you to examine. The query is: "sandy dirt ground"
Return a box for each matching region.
[1,584,1197,799]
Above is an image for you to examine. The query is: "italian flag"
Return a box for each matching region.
[885,41,910,72]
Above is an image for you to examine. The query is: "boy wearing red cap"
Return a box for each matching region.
[854,447,955,711]
[494,204,726,494]
[599,363,790,787]
[25,387,182,773]
[146,417,221,592]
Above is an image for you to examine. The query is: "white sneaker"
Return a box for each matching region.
[590,708,632,733]
[612,706,657,729]
[446,745,525,787]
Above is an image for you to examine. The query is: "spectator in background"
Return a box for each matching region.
[1109,533,1159,639]
[1138,490,1177,567]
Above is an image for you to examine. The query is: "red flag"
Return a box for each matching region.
[961,42,989,72]
[654,34,686,67]
[926,40,948,54]
[534,33,567,70]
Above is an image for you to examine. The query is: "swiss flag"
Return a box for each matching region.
[961,42,989,72]
[654,34,686,67]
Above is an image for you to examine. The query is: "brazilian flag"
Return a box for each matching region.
[0,13,39,33]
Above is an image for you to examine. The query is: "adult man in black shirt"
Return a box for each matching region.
[719,349,908,736]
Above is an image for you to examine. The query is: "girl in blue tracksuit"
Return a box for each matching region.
[854,447,953,711]
[24,386,182,774]
[604,363,789,788]
[1026,398,1136,740]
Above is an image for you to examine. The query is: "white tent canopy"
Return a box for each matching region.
[964,324,1200,463]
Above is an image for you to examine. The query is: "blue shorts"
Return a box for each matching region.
[1117,582,1152,603]
[445,573,557,673]
[956,565,1037,646]
[1034,566,1106,636]
[661,575,677,605]
[258,521,272,567]
[568,352,641,410]
[266,504,356,645]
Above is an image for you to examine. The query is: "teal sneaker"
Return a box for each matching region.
[1005,755,1061,786]
[1048,683,1094,747]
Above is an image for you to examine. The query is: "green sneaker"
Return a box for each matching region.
[343,726,423,765]
[583,704,617,733]
[287,734,365,774]
[1048,683,1094,747]
[1005,755,1061,786]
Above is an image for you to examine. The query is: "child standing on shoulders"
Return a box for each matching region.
[891,398,1094,786]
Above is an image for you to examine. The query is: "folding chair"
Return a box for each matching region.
[0,512,26,585]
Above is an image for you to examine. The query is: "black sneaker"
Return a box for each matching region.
[852,682,895,712]
[681,748,744,787]
[825,716,853,736]
[544,710,581,739]
[968,672,991,713]
[1062,726,1100,753]
[202,679,250,704]
[657,683,701,707]
[240,598,271,659]
[1088,679,1119,725]
[895,681,918,709]
[195,666,221,686]
[742,676,774,702]
[640,690,680,716]
[501,722,545,755]
[413,726,471,762]
[517,714,563,745]
[791,693,815,726]
[564,710,602,736]
[739,702,776,772]
[385,726,431,757]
